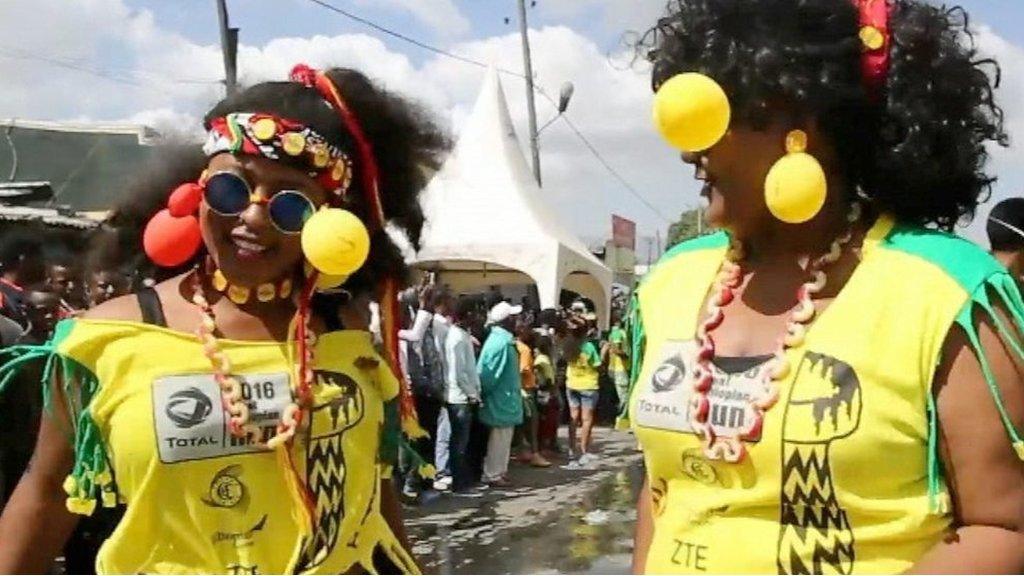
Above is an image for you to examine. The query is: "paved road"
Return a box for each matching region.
[404,427,644,574]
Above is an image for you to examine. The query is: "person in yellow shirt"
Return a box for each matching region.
[0,64,447,574]
[624,1,1024,573]
[515,322,551,467]
[565,316,603,467]
[603,312,630,413]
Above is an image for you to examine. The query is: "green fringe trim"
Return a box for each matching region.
[927,272,1024,514]
[379,398,434,480]
[615,290,646,430]
[0,326,118,516]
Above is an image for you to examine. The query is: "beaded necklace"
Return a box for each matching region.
[692,204,862,462]
[190,269,314,448]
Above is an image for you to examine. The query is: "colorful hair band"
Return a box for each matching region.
[855,0,892,100]
[203,113,354,198]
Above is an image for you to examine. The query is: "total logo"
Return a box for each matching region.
[165,387,214,429]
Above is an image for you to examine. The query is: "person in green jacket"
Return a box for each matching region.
[477,301,524,487]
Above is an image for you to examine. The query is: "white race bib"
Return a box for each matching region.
[152,372,292,463]
[634,340,768,441]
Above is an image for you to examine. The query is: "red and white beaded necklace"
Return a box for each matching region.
[190,268,314,448]
[691,204,863,462]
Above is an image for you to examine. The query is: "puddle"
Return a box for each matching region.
[409,464,644,574]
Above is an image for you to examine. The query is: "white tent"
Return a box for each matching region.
[414,68,613,326]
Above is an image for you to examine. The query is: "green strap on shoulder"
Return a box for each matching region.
[926,272,1024,514]
[0,336,119,515]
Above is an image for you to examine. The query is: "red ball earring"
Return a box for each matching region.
[143,180,204,267]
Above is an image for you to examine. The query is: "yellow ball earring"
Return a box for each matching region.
[652,73,731,153]
[764,130,828,224]
[301,207,371,277]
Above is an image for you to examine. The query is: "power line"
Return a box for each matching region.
[533,88,673,224]
[304,0,525,78]
[0,46,221,88]
[557,114,673,224]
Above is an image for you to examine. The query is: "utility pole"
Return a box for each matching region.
[216,0,239,97]
[516,0,543,187]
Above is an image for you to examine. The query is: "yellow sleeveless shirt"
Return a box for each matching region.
[623,215,1024,574]
[24,319,416,575]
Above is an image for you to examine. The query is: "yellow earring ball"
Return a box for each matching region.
[764,130,828,224]
[652,73,732,153]
[301,207,371,276]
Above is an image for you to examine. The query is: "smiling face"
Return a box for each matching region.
[200,153,328,287]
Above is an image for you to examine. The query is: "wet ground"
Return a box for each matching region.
[404,428,644,574]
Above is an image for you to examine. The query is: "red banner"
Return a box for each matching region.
[611,215,636,251]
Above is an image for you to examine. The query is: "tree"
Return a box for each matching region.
[666,208,705,247]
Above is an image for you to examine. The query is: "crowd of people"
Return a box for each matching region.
[393,282,631,499]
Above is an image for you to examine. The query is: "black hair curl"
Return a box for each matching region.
[639,0,1007,230]
[205,68,449,295]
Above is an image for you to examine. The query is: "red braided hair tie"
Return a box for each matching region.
[289,63,386,232]
[854,0,892,101]
[289,63,424,438]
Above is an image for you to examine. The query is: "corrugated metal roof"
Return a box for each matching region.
[0,205,102,230]
[0,120,164,211]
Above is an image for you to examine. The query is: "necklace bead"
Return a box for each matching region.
[689,205,863,462]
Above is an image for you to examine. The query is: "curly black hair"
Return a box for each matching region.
[101,144,207,288]
[640,0,1007,230]
[103,68,449,297]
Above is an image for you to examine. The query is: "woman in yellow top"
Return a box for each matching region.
[622,0,1024,573]
[565,318,603,466]
[0,65,447,574]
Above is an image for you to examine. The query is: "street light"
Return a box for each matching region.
[537,81,575,135]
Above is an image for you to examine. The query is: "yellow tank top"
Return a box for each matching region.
[623,215,1024,574]
[38,319,416,575]
[567,341,601,391]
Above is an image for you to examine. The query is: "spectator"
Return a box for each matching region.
[533,333,559,459]
[83,231,132,308]
[514,321,550,467]
[603,311,630,414]
[444,296,483,493]
[0,315,22,348]
[477,301,524,487]
[0,285,54,510]
[400,286,454,491]
[987,197,1024,280]
[45,254,82,316]
[86,269,131,308]
[20,285,62,345]
[564,311,603,468]
[0,231,46,327]
[397,285,440,499]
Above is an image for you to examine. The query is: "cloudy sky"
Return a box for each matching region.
[1,0,1022,249]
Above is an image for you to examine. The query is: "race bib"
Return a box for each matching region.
[152,372,292,463]
[633,340,768,441]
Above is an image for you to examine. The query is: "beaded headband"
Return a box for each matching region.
[203,112,354,198]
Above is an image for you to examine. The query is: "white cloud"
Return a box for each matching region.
[963,25,1024,244]
[538,0,666,38]
[0,1,688,242]
[354,0,471,37]
[16,0,1024,249]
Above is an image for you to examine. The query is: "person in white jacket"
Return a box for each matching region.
[443,296,483,493]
